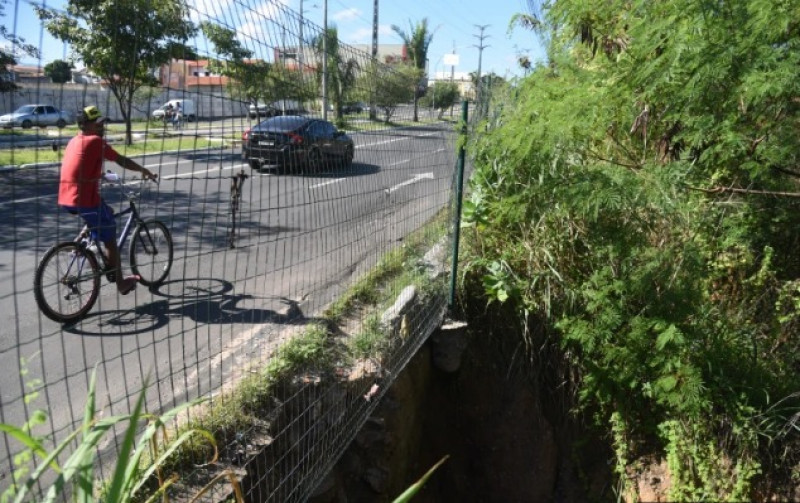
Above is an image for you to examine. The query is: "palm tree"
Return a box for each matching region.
[391,18,436,122]
[312,27,359,123]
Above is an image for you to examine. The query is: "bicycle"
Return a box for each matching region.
[33,172,174,323]
[228,169,248,249]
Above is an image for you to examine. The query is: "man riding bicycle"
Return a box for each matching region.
[57,105,158,295]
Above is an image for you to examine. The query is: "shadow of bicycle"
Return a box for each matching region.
[64,277,320,336]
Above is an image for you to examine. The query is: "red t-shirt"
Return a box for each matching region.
[58,133,120,207]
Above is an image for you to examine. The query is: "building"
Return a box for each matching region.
[158,59,229,92]
[8,64,48,85]
[274,43,407,72]
[430,71,475,100]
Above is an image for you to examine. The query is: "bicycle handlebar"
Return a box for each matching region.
[102,170,157,199]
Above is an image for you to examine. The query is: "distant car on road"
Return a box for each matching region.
[248,100,307,119]
[242,115,354,173]
[0,104,75,129]
[342,102,368,114]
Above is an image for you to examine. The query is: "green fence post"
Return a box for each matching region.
[449,100,469,310]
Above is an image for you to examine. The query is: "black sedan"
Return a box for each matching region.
[242,116,355,173]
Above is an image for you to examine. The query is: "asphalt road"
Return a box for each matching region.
[0,121,457,476]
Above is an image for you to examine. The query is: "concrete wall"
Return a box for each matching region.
[0,83,250,121]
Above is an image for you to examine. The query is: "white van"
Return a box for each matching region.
[152,99,196,122]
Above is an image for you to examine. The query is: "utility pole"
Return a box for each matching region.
[298,0,304,70]
[370,0,378,119]
[371,0,378,60]
[322,0,328,120]
[449,41,456,116]
[450,41,455,83]
[473,24,490,114]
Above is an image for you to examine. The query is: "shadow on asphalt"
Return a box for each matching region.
[62,277,320,336]
[256,161,380,178]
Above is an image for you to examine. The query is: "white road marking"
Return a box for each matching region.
[161,164,247,180]
[356,136,411,149]
[388,159,412,167]
[309,178,346,189]
[386,172,434,194]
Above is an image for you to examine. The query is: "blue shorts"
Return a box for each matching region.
[61,201,117,243]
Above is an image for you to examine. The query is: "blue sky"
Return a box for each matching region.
[309,0,545,78]
[11,0,545,79]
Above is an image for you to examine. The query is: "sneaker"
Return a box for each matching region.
[118,275,140,295]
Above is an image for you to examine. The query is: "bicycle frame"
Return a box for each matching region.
[74,184,157,269]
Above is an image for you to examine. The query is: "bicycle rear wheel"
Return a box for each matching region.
[129,220,173,287]
[33,242,101,323]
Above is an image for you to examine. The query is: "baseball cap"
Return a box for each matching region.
[83,105,109,123]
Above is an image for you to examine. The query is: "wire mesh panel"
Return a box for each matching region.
[0,0,459,501]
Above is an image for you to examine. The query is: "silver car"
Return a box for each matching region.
[0,104,75,129]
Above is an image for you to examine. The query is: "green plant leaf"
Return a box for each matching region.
[392,455,449,503]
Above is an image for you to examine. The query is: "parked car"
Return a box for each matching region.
[0,104,75,129]
[248,100,307,119]
[152,99,196,122]
[342,102,367,114]
[242,115,354,173]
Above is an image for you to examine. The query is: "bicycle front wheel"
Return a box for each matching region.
[33,242,101,323]
[129,220,173,287]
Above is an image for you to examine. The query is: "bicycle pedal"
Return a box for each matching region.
[104,268,116,283]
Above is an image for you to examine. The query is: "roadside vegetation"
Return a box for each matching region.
[462,0,800,499]
[0,136,231,166]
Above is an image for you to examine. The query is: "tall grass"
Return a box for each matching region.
[1,368,243,503]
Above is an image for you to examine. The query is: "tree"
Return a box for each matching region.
[391,18,436,122]
[201,23,313,109]
[0,0,40,92]
[44,59,73,84]
[201,22,272,107]
[312,27,360,125]
[36,0,196,144]
[371,63,417,123]
[421,81,459,119]
[465,0,800,497]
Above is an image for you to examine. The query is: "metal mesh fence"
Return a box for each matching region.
[0,0,459,500]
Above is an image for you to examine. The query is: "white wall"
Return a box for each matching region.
[0,83,250,120]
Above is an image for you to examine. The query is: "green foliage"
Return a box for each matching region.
[420,82,459,118]
[348,315,390,360]
[1,368,219,503]
[264,324,332,380]
[36,0,196,144]
[463,0,800,497]
[390,18,435,121]
[373,64,419,123]
[44,60,72,84]
[311,27,361,120]
[391,455,449,503]
[200,23,314,106]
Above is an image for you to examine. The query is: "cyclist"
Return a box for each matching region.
[172,101,183,129]
[58,105,158,295]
